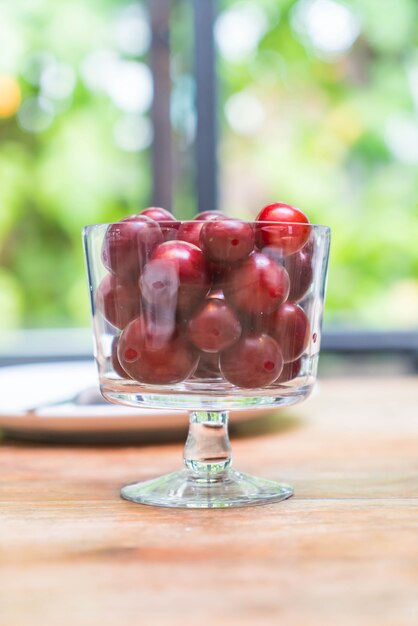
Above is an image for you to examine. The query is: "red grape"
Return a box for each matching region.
[284,242,314,302]
[140,207,176,222]
[141,305,178,347]
[200,219,254,264]
[223,252,290,315]
[194,210,227,221]
[96,274,141,329]
[177,221,204,248]
[151,240,209,286]
[220,334,283,388]
[139,207,179,240]
[268,302,310,362]
[276,357,302,383]
[101,215,163,280]
[256,202,310,256]
[111,336,130,378]
[188,298,242,353]
[140,258,179,310]
[118,316,198,384]
[151,240,210,314]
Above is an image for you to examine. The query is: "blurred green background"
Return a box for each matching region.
[0,0,417,331]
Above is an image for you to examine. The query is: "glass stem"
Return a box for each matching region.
[184,411,232,481]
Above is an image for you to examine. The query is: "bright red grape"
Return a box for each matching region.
[256,202,310,256]
[220,334,283,388]
[151,240,209,286]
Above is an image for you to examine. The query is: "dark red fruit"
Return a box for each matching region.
[276,357,302,383]
[140,258,179,313]
[188,299,242,353]
[284,242,314,302]
[101,215,163,280]
[140,207,176,222]
[193,352,221,378]
[111,336,130,378]
[268,302,310,363]
[220,334,283,388]
[151,240,210,314]
[223,252,290,315]
[96,274,141,329]
[256,202,310,256]
[118,316,198,384]
[194,210,227,221]
[140,207,179,240]
[177,221,204,248]
[151,240,209,286]
[140,305,178,347]
[200,219,254,264]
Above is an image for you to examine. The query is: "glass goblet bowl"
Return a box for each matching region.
[83,217,330,508]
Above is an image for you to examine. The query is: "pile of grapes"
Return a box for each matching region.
[96,203,314,389]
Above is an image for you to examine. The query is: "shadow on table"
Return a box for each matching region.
[0,409,304,447]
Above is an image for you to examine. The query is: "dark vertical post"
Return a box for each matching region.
[193,0,218,212]
[149,0,172,209]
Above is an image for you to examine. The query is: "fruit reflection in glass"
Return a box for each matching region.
[83,205,330,508]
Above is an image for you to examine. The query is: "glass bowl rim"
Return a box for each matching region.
[83,220,330,234]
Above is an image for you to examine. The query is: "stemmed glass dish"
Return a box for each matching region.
[83,214,330,508]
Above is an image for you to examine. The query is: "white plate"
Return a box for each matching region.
[0,361,272,442]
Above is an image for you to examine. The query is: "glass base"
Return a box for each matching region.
[120,469,293,509]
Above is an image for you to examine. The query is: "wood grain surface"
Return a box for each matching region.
[1,377,417,626]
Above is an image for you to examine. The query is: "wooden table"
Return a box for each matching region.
[1,377,417,626]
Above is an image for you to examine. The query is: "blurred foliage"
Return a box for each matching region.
[0,0,417,330]
[218,0,418,328]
